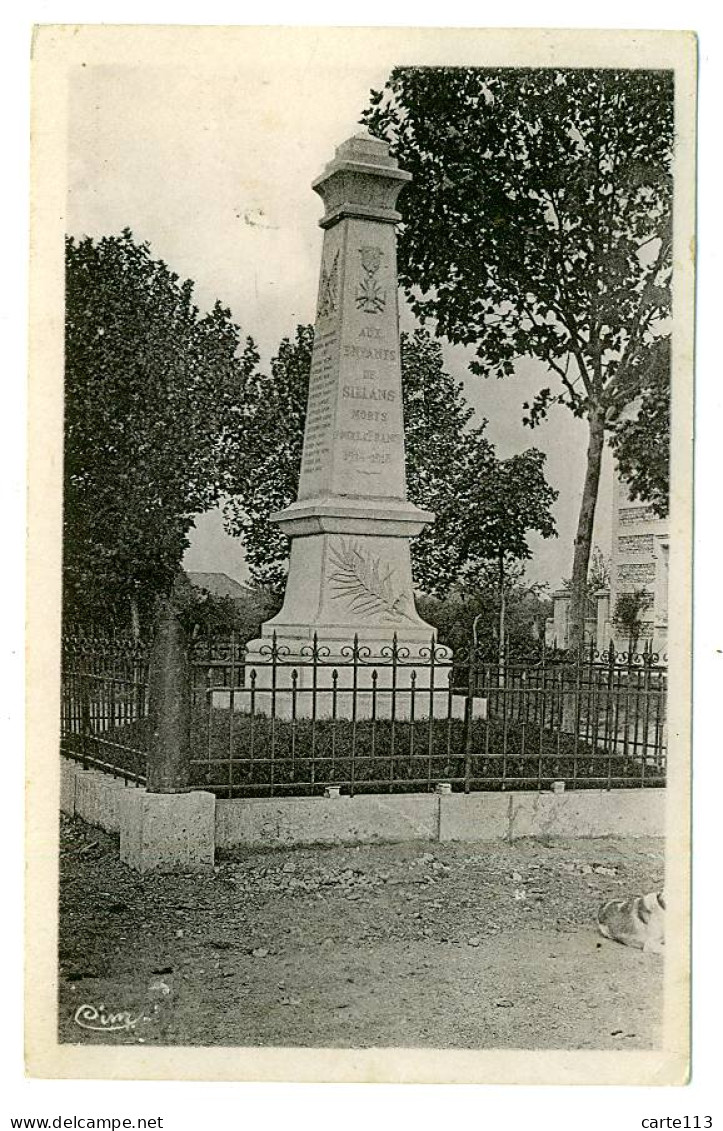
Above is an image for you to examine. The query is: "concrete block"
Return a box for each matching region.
[120,790,216,873]
[438,792,511,841]
[215,792,438,849]
[59,758,79,817]
[508,788,666,840]
[449,696,466,720]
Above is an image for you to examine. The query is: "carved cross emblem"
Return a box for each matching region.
[356,246,386,314]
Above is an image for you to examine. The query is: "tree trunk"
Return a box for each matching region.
[130,595,141,641]
[568,407,606,653]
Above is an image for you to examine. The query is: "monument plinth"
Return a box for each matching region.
[244,133,452,718]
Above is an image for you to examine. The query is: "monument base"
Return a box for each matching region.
[217,635,460,721]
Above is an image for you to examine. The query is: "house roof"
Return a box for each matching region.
[185,572,252,600]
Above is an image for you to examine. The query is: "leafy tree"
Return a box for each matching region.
[224,325,557,604]
[64,230,259,633]
[397,328,476,590]
[174,573,281,643]
[222,325,312,593]
[614,587,651,654]
[434,442,557,592]
[403,336,556,609]
[562,544,611,617]
[428,443,557,655]
[586,545,612,592]
[610,336,670,517]
[362,66,673,649]
[417,573,551,660]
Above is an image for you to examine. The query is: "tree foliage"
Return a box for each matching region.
[362,66,673,646]
[224,325,557,598]
[562,545,611,616]
[222,325,312,593]
[609,336,670,517]
[417,574,551,659]
[614,587,651,652]
[174,573,281,643]
[436,443,557,592]
[64,230,259,631]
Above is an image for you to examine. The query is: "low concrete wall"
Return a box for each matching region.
[507,789,666,840]
[75,770,138,834]
[60,757,79,817]
[61,758,665,862]
[438,792,511,842]
[60,760,140,831]
[439,788,665,843]
[215,793,438,849]
[218,788,665,849]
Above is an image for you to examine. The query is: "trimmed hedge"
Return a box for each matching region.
[188,710,665,796]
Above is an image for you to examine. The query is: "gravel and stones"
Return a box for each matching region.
[58,814,664,1049]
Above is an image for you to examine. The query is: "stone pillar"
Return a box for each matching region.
[595,588,611,652]
[652,534,669,656]
[551,589,571,650]
[244,132,451,718]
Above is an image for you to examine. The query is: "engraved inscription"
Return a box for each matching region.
[343,450,391,465]
[618,562,656,583]
[618,534,655,555]
[337,429,400,444]
[619,505,656,527]
[352,408,388,422]
[301,327,338,477]
[343,344,396,363]
[342,385,396,402]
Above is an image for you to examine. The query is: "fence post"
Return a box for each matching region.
[560,654,578,734]
[80,665,92,771]
[463,642,475,793]
[146,596,191,793]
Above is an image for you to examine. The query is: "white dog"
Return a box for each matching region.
[598,891,665,953]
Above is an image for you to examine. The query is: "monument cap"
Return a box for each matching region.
[333,130,398,167]
[312,130,411,230]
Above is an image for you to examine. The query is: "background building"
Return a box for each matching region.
[546,475,669,657]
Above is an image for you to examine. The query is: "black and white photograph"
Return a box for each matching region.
[25,25,695,1084]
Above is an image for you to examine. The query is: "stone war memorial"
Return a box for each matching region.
[243,132,453,719]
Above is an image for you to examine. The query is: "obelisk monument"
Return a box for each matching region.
[245,132,450,715]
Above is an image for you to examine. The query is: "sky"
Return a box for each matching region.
[67,50,614,593]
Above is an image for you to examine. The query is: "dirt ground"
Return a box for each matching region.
[58,814,664,1049]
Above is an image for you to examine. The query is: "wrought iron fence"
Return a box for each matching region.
[187,635,666,797]
[60,630,667,798]
[60,630,149,784]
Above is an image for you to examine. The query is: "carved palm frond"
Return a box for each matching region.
[328,539,414,622]
[317,250,339,319]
